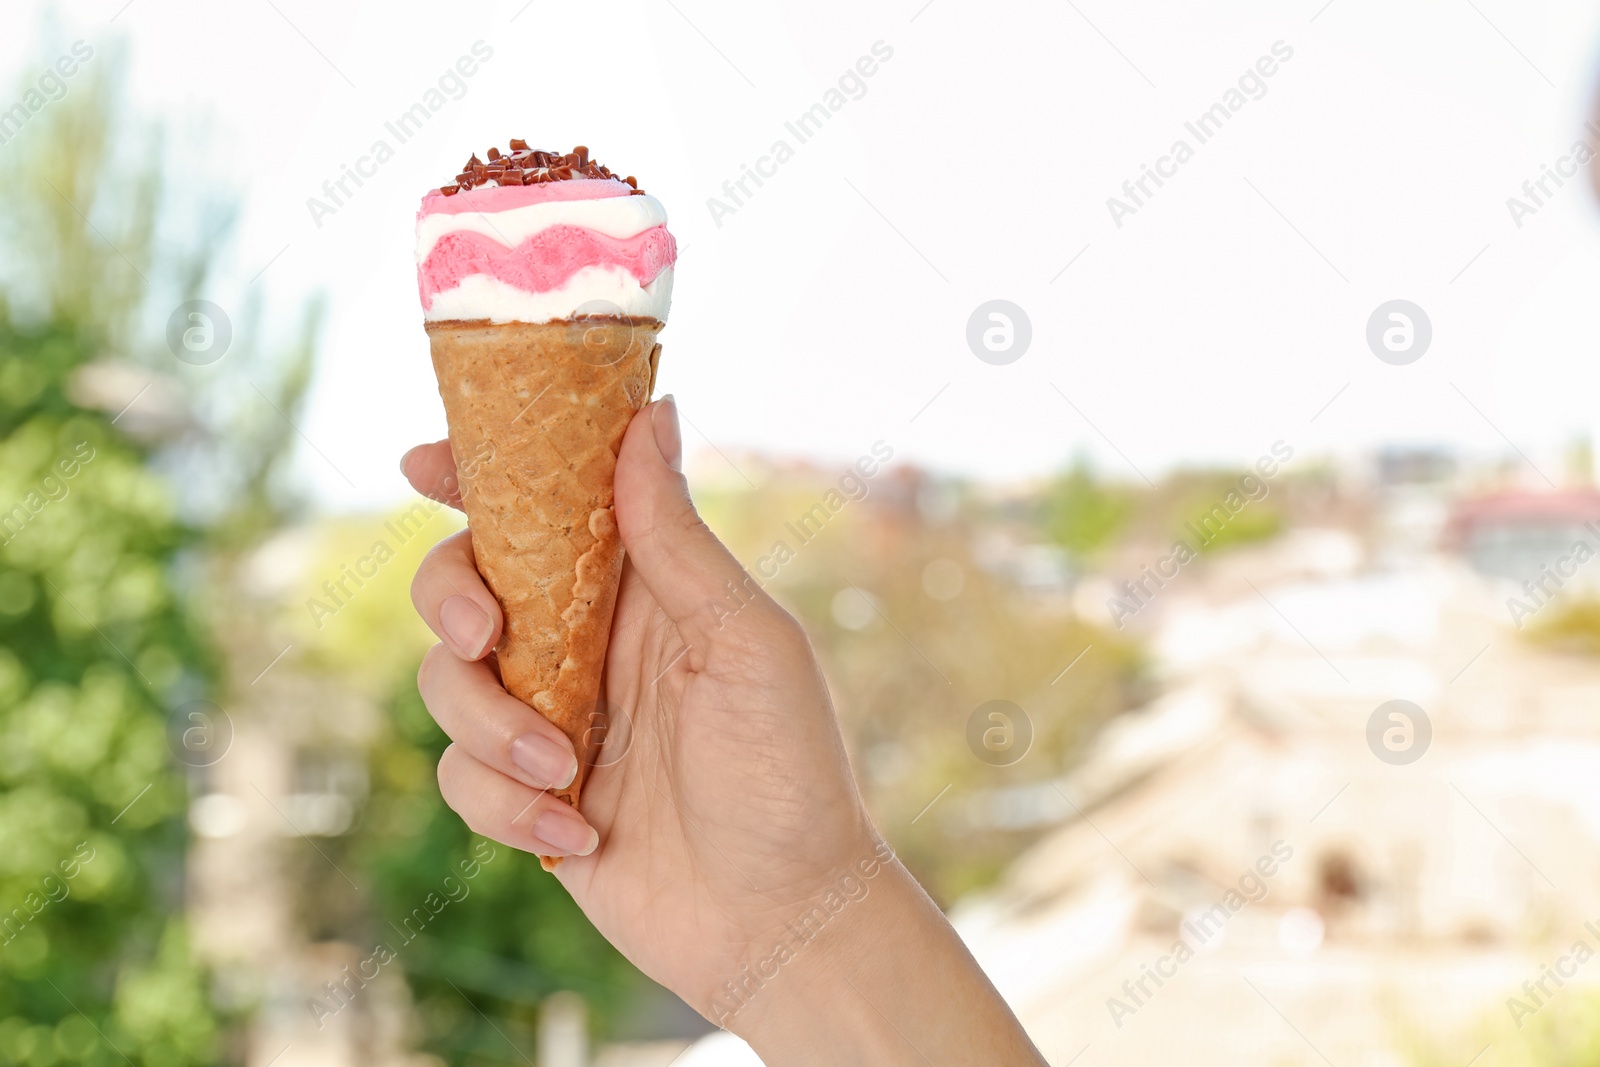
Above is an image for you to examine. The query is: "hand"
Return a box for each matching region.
[403,397,1046,1065]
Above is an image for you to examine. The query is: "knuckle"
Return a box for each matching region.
[412,539,453,608]
[735,590,800,638]
[747,609,810,659]
[628,512,668,550]
[422,529,470,572]
[417,642,440,684]
[765,607,810,649]
[416,642,450,698]
[435,747,486,836]
[444,527,476,558]
[436,744,461,801]
[409,549,431,601]
[674,504,710,540]
[628,492,703,551]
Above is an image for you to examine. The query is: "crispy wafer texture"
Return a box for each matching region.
[426,317,662,867]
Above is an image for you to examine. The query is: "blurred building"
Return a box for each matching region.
[950,531,1600,1065]
[188,620,410,1067]
[1444,488,1600,587]
[1371,445,1461,560]
[667,458,1600,1066]
[666,511,1600,1064]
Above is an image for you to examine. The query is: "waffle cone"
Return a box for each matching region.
[426,317,661,861]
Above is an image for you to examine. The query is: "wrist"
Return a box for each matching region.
[717,841,1048,1067]
[720,842,924,1061]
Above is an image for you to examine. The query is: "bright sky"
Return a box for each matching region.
[7,0,1600,510]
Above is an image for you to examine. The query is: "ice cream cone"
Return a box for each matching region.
[416,142,676,870]
[426,317,661,843]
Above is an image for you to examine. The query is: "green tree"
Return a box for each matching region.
[358,680,659,1059]
[0,314,218,1065]
[0,53,312,1066]
[276,510,667,1056]
[1158,470,1284,552]
[1043,459,1138,560]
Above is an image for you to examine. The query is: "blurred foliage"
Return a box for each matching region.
[1043,462,1285,563]
[700,462,1147,903]
[0,314,216,1065]
[1159,471,1284,552]
[0,38,664,1065]
[0,51,312,1066]
[1043,460,1138,559]
[1498,991,1600,1065]
[1406,988,1600,1067]
[1522,598,1600,657]
[259,508,665,1059]
[283,508,458,688]
[360,678,654,1055]
[700,454,1293,902]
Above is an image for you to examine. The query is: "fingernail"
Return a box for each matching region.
[400,446,420,477]
[510,733,578,790]
[439,595,494,658]
[533,804,598,856]
[651,395,682,472]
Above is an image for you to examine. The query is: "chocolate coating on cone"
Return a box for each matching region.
[425,317,662,864]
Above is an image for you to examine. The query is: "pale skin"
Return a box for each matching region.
[403,396,1048,1066]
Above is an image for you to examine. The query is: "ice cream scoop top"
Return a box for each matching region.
[417,142,676,325]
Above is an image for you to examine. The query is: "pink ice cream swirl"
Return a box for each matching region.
[416,176,677,324]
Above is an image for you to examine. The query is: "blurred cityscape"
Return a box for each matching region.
[645,441,1600,1066]
[11,37,1600,1067]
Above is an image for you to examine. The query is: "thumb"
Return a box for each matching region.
[613,396,776,650]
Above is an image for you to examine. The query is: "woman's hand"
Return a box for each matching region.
[403,397,1046,1065]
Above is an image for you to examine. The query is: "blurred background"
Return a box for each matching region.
[5,0,1600,1064]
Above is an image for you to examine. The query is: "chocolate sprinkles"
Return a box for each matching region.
[437,143,647,196]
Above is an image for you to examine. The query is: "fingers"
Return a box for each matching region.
[437,744,598,858]
[411,529,503,659]
[401,439,464,509]
[613,396,783,651]
[418,643,579,790]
